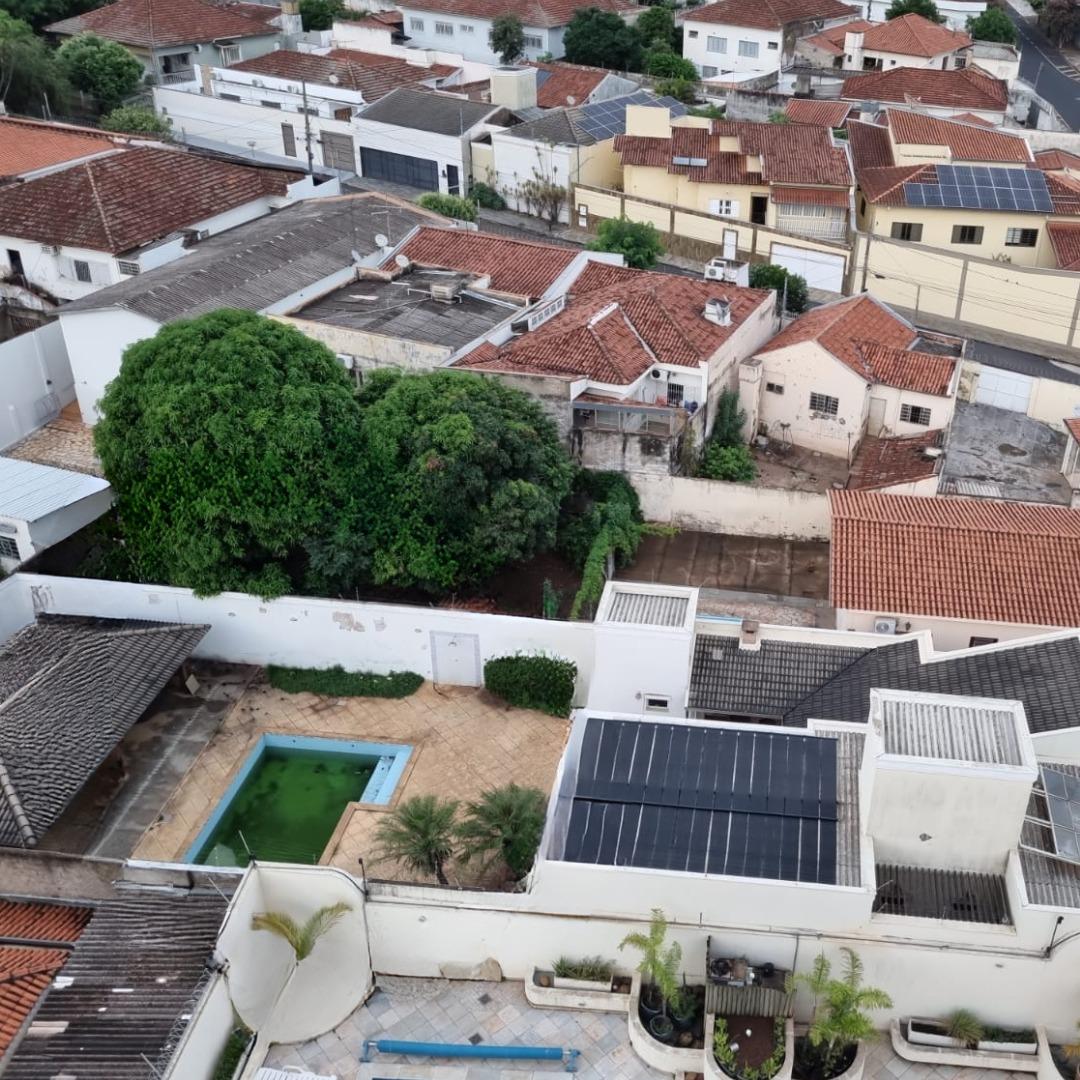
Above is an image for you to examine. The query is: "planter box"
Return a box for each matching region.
[525,969,629,1014]
[892,1020,1041,1074]
[907,1019,964,1050]
[705,1014,795,1080]
[553,974,614,993]
[628,973,705,1075]
[979,1039,1038,1055]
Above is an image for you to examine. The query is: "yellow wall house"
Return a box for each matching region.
[612,107,854,245]
[848,109,1080,271]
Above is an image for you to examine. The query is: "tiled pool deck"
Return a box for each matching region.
[262,977,1039,1080]
[132,682,569,885]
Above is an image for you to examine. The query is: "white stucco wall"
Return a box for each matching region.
[0,321,74,450]
[163,975,237,1080]
[396,7,557,64]
[683,20,781,79]
[869,382,955,437]
[863,0,985,30]
[836,608,1069,650]
[352,114,483,193]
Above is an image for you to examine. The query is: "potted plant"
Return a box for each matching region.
[978,1025,1038,1054]
[714,1016,787,1080]
[620,907,684,1044]
[793,948,891,1080]
[551,956,616,992]
[947,1009,984,1050]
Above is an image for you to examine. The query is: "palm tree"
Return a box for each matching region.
[457,784,547,880]
[250,901,351,969]
[619,908,682,1016]
[375,795,458,885]
[794,948,892,1078]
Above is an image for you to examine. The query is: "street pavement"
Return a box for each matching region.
[1007,4,1080,131]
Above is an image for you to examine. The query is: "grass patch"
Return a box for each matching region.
[267,665,423,698]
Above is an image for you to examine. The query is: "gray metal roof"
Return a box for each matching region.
[0,457,109,522]
[359,87,503,134]
[967,338,1080,387]
[293,269,522,349]
[606,589,689,627]
[59,194,433,323]
[3,889,231,1080]
[510,90,688,146]
[877,694,1026,766]
[0,615,208,847]
[873,863,1012,924]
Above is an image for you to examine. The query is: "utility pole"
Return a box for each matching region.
[301,79,314,176]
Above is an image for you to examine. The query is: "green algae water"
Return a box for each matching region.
[195,746,376,867]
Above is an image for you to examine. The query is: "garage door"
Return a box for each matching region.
[360,147,439,191]
[974,366,1032,412]
[770,244,846,293]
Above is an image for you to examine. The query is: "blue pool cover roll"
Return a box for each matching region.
[362,1038,581,1072]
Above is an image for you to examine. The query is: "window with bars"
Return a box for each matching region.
[1005,227,1037,247]
[766,382,783,394]
[701,64,718,77]
[737,40,759,57]
[117,259,140,276]
[435,21,454,34]
[890,222,922,242]
[218,44,241,64]
[707,35,726,52]
[666,382,685,407]
[524,33,543,48]
[410,16,424,28]
[0,535,19,560]
[900,403,931,426]
[809,391,839,415]
[951,224,983,244]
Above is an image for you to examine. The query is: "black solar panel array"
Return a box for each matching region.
[904,165,1053,212]
[574,91,689,141]
[563,718,838,884]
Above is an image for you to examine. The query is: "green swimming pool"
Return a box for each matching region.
[189,735,412,867]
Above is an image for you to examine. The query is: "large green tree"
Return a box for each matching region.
[94,309,366,598]
[354,369,574,593]
[57,32,142,110]
[966,6,1016,42]
[564,8,644,70]
[636,3,680,52]
[489,13,525,64]
[0,11,70,114]
[1040,0,1080,46]
[587,216,664,268]
[100,104,172,135]
[0,0,94,31]
[884,0,943,20]
[298,0,342,31]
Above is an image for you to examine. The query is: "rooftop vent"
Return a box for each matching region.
[703,297,731,327]
[429,279,464,303]
[606,588,689,628]
[738,619,761,651]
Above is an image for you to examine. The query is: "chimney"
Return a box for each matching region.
[844,28,865,70]
[738,620,761,651]
[279,0,303,37]
[704,297,732,326]
[489,66,538,111]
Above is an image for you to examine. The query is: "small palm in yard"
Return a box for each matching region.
[457,784,547,880]
[375,795,458,885]
[794,948,892,1079]
[251,902,351,967]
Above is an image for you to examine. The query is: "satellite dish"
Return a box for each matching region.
[374,233,389,248]
[394,253,410,268]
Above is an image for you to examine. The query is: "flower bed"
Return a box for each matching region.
[707,1015,795,1080]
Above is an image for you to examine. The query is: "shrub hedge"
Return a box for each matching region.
[484,653,577,717]
[267,665,423,698]
[416,192,477,221]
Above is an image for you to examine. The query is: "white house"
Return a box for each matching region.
[0,146,334,302]
[797,13,972,72]
[389,0,638,65]
[0,458,111,571]
[743,295,959,460]
[862,0,986,32]
[681,0,858,83]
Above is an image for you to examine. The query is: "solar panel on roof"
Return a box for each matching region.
[905,165,1053,213]
[1033,765,1080,863]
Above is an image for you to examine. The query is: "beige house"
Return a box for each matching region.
[798,13,971,73]
[741,295,959,460]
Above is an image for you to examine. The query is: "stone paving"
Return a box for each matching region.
[132,681,569,884]
[262,976,667,1080]
[862,1034,1031,1080]
[3,406,102,476]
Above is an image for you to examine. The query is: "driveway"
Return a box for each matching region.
[1007,5,1080,130]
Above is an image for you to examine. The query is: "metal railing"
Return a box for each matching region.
[160,69,197,85]
[776,214,849,241]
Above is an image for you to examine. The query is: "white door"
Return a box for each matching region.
[770,243,846,293]
[868,397,886,435]
[723,229,737,261]
[974,367,1033,412]
[430,631,481,686]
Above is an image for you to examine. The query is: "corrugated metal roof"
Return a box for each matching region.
[878,694,1025,765]
[873,863,1012,924]
[0,457,109,522]
[606,589,689,627]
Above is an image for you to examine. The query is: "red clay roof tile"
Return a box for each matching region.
[48,0,279,46]
[886,109,1031,163]
[1036,147,1080,171]
[1048,221,1080,270]
[803,14,968,57]
[1066,417,1080,444]
[531,61,609,107]
[848,431,942,490]
[398,0,634,27]
[842,66,1007,111]
[830,491,1080,626]
[856,341,956,396]
[847,119,895,170]
[784,99,853,127]
[0,118,117,183]
[685,0,857,30]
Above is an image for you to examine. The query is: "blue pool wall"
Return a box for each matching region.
[184,733,412,864]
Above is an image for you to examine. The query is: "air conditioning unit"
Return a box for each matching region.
[429,281,462,302]
[873,617,898,635]
[41,244,61,255]
[704,257,750,287]
[650,369,668,380]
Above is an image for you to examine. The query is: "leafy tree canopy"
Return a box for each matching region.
[636,3,680,51]
[0,0,94,32]
[489,12,525,63]
[0,10,71,114]
[94,309,366,598]
[57,32,142,110]
[587,216,664,268]
[884,0,943,21]
[1039,0,1080,46]
[966,6,1016,42]
[355,369,575,593]
[299,0,342,31]
[100,103,171,135]
[749,262,809,313]
[647,51,696,80]
[564,7,643,70]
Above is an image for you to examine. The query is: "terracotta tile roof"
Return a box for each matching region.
[398,0,635,27]
[848,431,942,490]
[842,66,1007,112]
[830,491,1080,626]
[0,900,92,1059]
[227,48,456,99]
[615,119,852,188]
[784,99,853,127]
[951,112,995,127]
[772,185,850,206]
[684,0,857,31]
[1036,147,1080,171]
[856,341,956,395]
[530,60,608,107]
[457,270,772,383]
[47,0,280,45]
[886,109,1031,163]
[861,13,969,56]
[847,119,895,169]
[1066,417,1080,444]
[857,161,932,204]
[1048,221,1080,270]
[801,18,872,55]
[0,118,117,183]
[758,294,915,373]
[387,226,577,298]
[1046,172,1080,216]
[0,146,298,255]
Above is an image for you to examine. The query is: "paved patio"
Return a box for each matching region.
[132,681,569,885]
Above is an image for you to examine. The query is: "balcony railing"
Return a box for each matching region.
[573,403,689,438]
[776,212,848,241]
[160,69,197,85]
